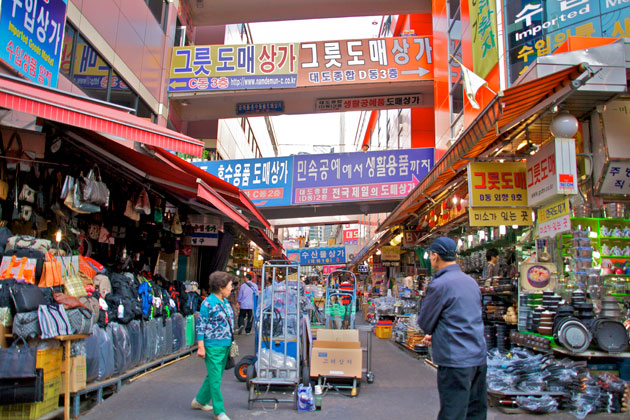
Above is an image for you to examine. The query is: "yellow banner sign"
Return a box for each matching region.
[381,246,401,261]
[537,197,570,224]
[468,162,528,207]
[469,0,498,79]
[469,207,533,227]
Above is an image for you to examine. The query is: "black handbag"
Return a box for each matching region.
[9,282,47,313]
[0,336,36,378]
[67,307,93,335]
[12,311,41,339]
[0,368,43,405]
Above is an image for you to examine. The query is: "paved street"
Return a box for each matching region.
[81,331,625,420]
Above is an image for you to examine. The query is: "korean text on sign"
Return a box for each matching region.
[468,162,528,207]
[316,94,422,112]
[0,0,68,87]
[469,207,533,227]
[297,37,433,86]
[286,247,347,265]
[600,162,630,195]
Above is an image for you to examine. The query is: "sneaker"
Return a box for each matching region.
[216,413,231,420]
[246,331,253,335]
[191,398,213,411]
[238,326,245,335]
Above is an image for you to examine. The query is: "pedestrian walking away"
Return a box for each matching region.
[237,272,259,334]
[418,237,488,420]
[193,271,235,420]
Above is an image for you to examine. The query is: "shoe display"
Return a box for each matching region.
[191,398,213,411]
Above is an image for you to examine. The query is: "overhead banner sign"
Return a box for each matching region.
[469,207,533,226]
[236,101,284,115]
[0,0,68,87]
[598,161,630,196]
[292,148,434,205]
[343,229,359,245]
[469,0,499,79]
[504,0,630,84]
[526,139,578,207]
[193,157,292,207]
[402,230,423,249]
[170,37,433,93]
[169,43,299,92]
[297,37,433,87]
[468,162,528,207]
[286,246,346,265]
[537,197,570,224]
[315,94,422,113]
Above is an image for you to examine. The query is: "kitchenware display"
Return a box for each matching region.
[611,246,623,256]
[554,317,592,353]
[574,247,593,258]
[625,262,630,275]
[590,318,629,353]
[623,246,630,256]
[604,202,625,218]
[572,204,590,218]
[615,266,625,275]
[600,226,610,237]
[601,245,611,255]
[624,226,630,237]
[612,227,624,238]
[572,237,592,247]
[600,297,622,320]
[573,258,593,270]
[484,324,496,348]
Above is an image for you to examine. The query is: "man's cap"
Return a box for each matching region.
[427,237,457,261]
[245,272,252,280]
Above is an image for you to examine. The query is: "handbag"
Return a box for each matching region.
[124,199,140,222]
[5,132,32,172]
[0,307,12,327]
[9,283,47,312]
[67,182,100,214]
[4,245,46,282]
[171,212,183,235]
[38,303,73,338]
[134,188,151,215]
[218,302,238,370]
[0,336,36,378]
[53,292,87,310]
[66,307,93,335]
[62,262,87,298]
[60,175,75,200]
[39,252,63,288]
[5,235,52,252]
[11,311,41,339]
[0,368,43,405]
[87,224,100,240]
[0,167,8,201]
[82,167,110,207]
[153,197,163,223]
[0,255,37,284]
[18,184,35,203]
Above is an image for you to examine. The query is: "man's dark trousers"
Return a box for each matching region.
[437,364,487,420]
[238,309,254,333]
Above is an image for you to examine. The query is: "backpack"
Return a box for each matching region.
[168,285,181,313]
[161,288,172,318]
[105,294,135,324]
[137,280,154,320]
[152,285,164,318]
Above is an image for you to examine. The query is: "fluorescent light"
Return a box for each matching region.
[467,234,474,244]
[376,249,382,255]
[478,230,485,240]
[499,225,506,235]
[512,225,519,229]
[423,252,428,259]
[457,239,463,248]
[517,140,528,151]
[452,197,458,205]
[55,230,62,243]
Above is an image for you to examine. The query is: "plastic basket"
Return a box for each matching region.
[0,377,60,419]
[375,326,392,339]
[37,347,62,382]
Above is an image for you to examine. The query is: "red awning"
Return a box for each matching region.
[150,147,272,230]
[67,129,250,229]
[0,74,204,156]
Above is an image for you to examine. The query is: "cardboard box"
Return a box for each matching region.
[61,356,86,393]
[310,329,362,379]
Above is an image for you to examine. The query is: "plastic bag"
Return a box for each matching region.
[516,395,558,413]
[96,325,115,381]
[297,384,315,412]
[171,313,184,352]
[155,320,165,358]
[84,326,99,383]
[255,348,296,379]
[108,323,131,374]
[164,317,173,355]
[127,320,143,368]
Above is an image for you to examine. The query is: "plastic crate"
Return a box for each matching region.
[37,347,63,382]
[375,326,392,339]
[0,377,60,419]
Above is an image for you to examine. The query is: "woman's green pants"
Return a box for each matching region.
[195,346,230,415]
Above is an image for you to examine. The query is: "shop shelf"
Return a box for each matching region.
[599,237,630,241]
[601,255,630,258]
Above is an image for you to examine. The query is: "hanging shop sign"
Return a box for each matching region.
[537,214,572,238]
[292,148,434,205]
[467,162,528,207]
[380,246,401,262]
[601,99,630,160]
[402,230,423,249]
[193,156,293,207]
[297,36,433,87]
[526,139,578,207]
[537,197,570,224]
[236,101,284,115]
[343,229,359,245]
[598,161,630,196]
[469,0,499,79]
[184,223,219,247]
[286,246,346,265]
[169,43,298,92]
[322,265,345,274]
[0,0,68,87]
[315,94,422,113]
[469,207,533,227]
[357,264,369,273]
[503,0,630,84]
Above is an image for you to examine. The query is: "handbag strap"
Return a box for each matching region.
[217,298,234,342]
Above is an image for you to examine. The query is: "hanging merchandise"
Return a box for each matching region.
[4,132,32,172]
[124,199,141,222]
[39,252,63,288]
[18,204,32,222]
[134,188,151,215]
[171,212,183,235]
[18,183,35,203]
[82,166,110,207]
[87,224,100,240]
[153,197,163,223]
[60,175,75,200]
[65,180,100,214]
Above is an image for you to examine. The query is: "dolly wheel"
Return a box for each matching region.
[366,372,375,384]
[234,357,254,382]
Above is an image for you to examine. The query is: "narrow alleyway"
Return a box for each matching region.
[80,332,624,420]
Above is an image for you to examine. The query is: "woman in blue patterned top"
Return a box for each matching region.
[191,271,235,420]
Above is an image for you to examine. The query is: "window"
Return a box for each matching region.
[175,18,187,47]
[146,0,168,31]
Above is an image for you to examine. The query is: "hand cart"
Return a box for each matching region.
[246,261,309,410]
[324,270,357,329]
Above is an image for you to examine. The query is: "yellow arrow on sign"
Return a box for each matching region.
[169,80,187,89]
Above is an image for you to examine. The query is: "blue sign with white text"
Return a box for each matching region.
[0,0,68,87]
[286,246,346,265]
[192,156,293,207]
[292,148,434,205]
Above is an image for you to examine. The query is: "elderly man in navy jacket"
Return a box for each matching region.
[418,237,487,420]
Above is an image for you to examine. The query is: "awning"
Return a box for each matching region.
[149,147,272,230]
[377,64,594,232]
[65,129,250,229]
[0,74,204,156]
